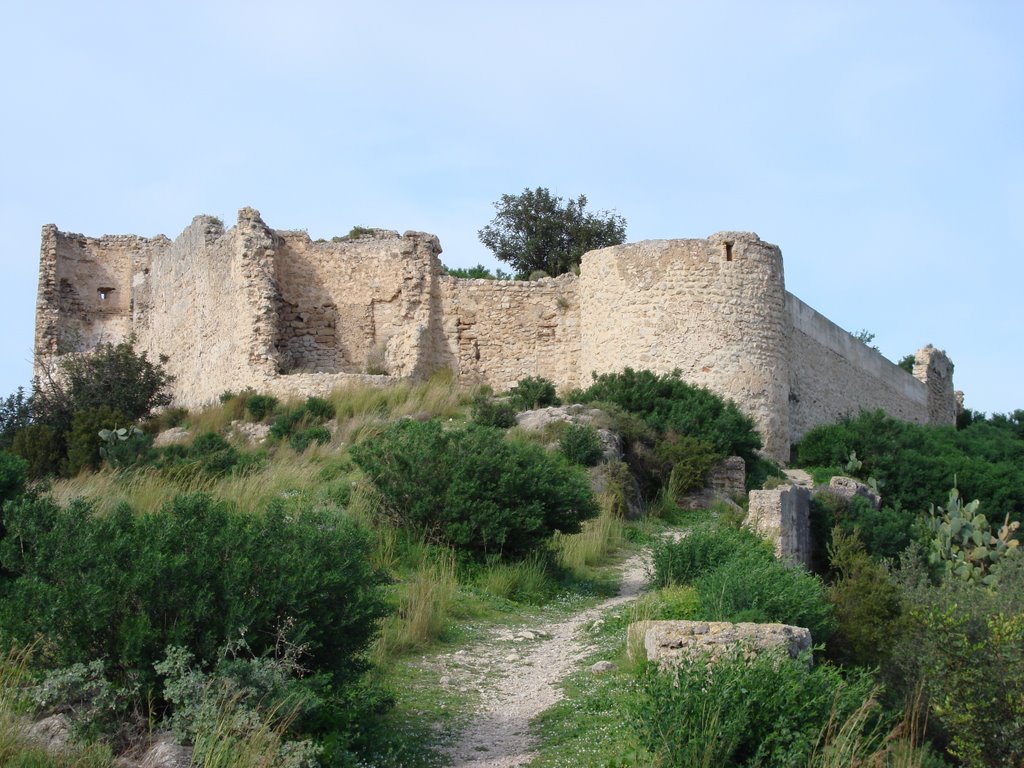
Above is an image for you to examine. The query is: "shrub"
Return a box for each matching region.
[290,426,331,453]
[269,407,310,440]
[825,528,904,668]
[10,423,64,478]
[243,394,279,422]
[470,393,516,429]
[694,552,837,645]
[651,523,773,587]
[889,552,1024,768]
[350,420,598,559]
[33,336,173,436]
[574,368,762,465]
[66,407,127,476]
[796,410,1024,524]
[633,648,877,768]
[302,396,335,421]
[810,491,916,562]
[0,451,27,506]
[0,387,31,450]
[654,432,721,496]
[559,423,603,466]
[507,376,560,411]
[0,493,387,700]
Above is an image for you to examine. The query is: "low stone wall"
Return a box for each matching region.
[630,620,812,668]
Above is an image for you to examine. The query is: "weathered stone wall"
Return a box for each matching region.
[786,294,933,445]
[436,274,581,392]
[271,228,444,379]
[33,213,957,452]
[579,233,791,460]
[131,212,278,405]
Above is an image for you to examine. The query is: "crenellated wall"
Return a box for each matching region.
[34,210,958,461]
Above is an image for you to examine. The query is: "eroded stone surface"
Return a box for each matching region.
[636,620,812,668]
[827,475,882,510]
[746,485,812,566]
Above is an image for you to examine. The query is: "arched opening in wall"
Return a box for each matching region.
[724,241,734,262]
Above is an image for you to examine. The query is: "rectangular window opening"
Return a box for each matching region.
[724,241,734,262]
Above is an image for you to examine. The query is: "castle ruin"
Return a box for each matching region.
[34,207,957,461]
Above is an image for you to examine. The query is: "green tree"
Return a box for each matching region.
[478,187,626,278]
[33,335,173,436]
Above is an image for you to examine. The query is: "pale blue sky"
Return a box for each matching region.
[1,1,1020,414]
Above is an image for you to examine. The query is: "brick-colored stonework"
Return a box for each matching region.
[34,208,956,461]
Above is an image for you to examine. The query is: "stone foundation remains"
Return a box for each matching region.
[34,208,957,461]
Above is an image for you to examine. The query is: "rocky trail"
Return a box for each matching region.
[437,548,652,768]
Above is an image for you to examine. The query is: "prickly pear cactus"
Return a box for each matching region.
[926,487,1021,586]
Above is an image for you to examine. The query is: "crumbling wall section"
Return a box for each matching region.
[34,226,170,365]
[786,294,933,446]
[132,213,271,406]
[271,229,444,379]
[913,344,957,425]
[579,233,791,461]
[437,274,581,392]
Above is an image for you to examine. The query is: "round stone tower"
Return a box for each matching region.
[578,232,791,461]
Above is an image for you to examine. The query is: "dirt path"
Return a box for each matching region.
[440,550,651,768]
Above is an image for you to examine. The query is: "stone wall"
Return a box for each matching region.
[437,274,581,392]
[786,294,931,445]
[33,212,957,458]
[579,233,791,460]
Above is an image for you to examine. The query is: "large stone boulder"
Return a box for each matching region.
[631,620,812,668]
[514,405,622,461]
[826,476,882,510]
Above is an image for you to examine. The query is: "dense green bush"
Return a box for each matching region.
[559,423,603,466]
[243,394,278,422]
[796,410,1024,523]
[573,368,762,464]
[652,524,772,587]
[0,493,386,699]
[887,552,1024,768]
[0,387,32,450]
[11,423,65,478]
[633,649,877,767]
[351,420,598,559]
[66,406,126,475]
[33,336,173,437]
[290,425,331,453]
[825,528,904,669]
[470,393,517,428]
[155,431,252,478]
[303,396,336,421]
[694,553,837,644]
[507,376,560,411]
[810,491,916,562]
[655,432,720,496]
[0,451,27,506]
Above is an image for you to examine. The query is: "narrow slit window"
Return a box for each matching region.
[724,241,734,262]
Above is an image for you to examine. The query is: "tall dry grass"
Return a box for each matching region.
[50,452,324,517]
[372,553,457,662]
[553,490,625,573]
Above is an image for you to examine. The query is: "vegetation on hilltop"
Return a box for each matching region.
[0,356,1020,767]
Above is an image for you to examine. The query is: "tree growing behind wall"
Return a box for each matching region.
[478,187,626,278]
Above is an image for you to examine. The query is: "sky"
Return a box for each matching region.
[1,1,1020,414]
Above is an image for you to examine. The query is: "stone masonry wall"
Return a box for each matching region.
[436,274,581,392]
[34,213,956,455]
[579,233,791,460]
[786,293,931,445]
